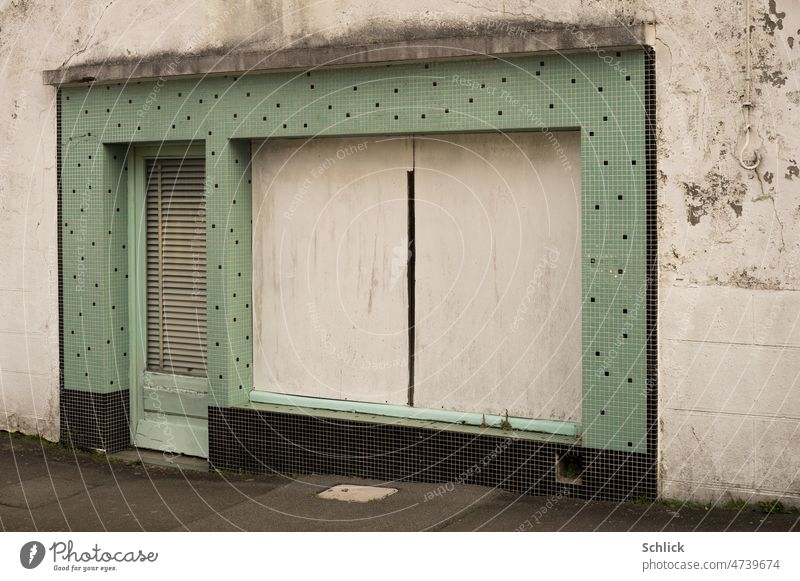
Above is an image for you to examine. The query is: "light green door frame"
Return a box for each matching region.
[127,143,210,457]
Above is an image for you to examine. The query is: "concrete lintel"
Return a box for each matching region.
[43,25,651,86]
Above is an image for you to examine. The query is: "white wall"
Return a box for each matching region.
[1,0,799,504]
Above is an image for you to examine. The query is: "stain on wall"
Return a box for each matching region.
[1,0,799,504]
[682,171,747,226]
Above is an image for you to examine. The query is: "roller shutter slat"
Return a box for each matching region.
[146,158,208,375]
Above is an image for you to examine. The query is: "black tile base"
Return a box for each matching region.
[209,406,656,502]
[60,389,130,453]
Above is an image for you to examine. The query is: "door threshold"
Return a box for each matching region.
[109,448,209,472]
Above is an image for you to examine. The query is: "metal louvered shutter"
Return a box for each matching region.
[146,158,207,376]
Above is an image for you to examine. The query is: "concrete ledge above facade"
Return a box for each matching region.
[43,24,653,86]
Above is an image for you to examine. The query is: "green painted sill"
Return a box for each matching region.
[239,392,581,446]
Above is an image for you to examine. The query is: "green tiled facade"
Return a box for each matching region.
[60,49,648,451]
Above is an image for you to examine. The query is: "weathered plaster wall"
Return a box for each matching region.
[1,0,798,504]
[653,2,800,508]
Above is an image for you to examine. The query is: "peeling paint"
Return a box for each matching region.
[785,162,799,180]
[760,69,788,87]
[761,0,786,35]
[682,171,747,226]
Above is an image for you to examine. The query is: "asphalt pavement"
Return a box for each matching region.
[1,432,797,532]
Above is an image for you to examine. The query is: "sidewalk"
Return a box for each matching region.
[1,432,797,532]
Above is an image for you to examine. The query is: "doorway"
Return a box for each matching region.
[129,145,209,458]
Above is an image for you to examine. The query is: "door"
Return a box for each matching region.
[130,147,209,458]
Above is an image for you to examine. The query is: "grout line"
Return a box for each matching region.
[406,167,416,408]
